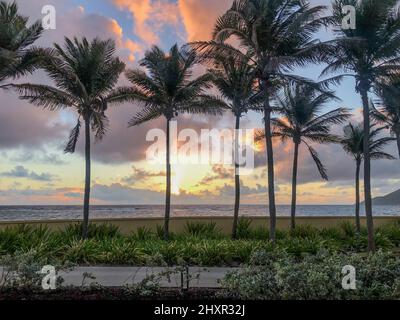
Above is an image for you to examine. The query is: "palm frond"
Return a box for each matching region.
[128,104,163,127]
[12,83,77,110]
[64,119,81,154]
[304,141,328,181]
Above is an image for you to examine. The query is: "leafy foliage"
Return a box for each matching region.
[341,121,396,161]
[223,249,400,300]
[13,37,126,152]
[121,44,225,125]
[258,83,350,180]
[0,1,46,82]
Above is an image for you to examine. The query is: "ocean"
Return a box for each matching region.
[0,205,399,221]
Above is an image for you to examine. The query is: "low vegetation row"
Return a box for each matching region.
[1,245,400,300]
[0,220,400,266]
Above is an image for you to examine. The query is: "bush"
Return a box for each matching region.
[236,218,252,239]
[132,227,154,241]
[0,222,399,267]
[60,223,121,241]
[222,250,400,300]
[183,222,221,239]
[0,250,66,291]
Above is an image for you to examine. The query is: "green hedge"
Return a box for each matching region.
[0,221,399,266]
[223,250,400,300]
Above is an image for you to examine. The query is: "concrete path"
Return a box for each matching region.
[58,267,237,288]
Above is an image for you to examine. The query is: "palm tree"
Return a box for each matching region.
[322,0,400,251]
[192,0,333,242]
[341,122,395,233]
[13,37,126,239]
[257,84,350,230]
[210,56,263,239]
[0,1,46,84]
[373,77,400,158]
[122,45,225,240]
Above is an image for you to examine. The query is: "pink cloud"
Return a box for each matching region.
[113,0,181,45]
[178,0,232,41]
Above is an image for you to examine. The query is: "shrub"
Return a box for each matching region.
[236,218,252,239]
[222,250,400,300]
[183,222,221,239]
[60,223,121,241]
[132,227,154,241]
[0,250,66,291]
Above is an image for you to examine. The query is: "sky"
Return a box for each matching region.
[0,0,399,206]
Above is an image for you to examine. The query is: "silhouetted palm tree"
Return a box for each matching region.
[257,84,350,230]
[210,56,263,239]
[13,37,126,239]
[341,122,395,232]
[192,0,333,242]
[323,0,400,251]
[373,77,400,158]
[123,45,225,240]
[0,1,46,84]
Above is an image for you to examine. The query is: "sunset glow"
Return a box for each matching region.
[0,0,398,206]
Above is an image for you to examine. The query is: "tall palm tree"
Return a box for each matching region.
[13,37,126,239]
[373,77,400,158]
[122,45,225,240]
[210,56,263,239]
[341,122,395,233]
[257,84,350,230]
[322,0,400,251]
[0,0,46,84]
[192,0,333,242]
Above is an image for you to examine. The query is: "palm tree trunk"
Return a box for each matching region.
[264,97,277,243]
[164,118,172,241]
[82,116,91,239]
[290,142,299,232]
[395,132,400,159]
[232,114,241,239]
[360,89,375,252]
[355,159,361,233]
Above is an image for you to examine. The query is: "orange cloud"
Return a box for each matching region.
[109,18,123,38]
[124,39,142,62]
[113,0,181,45]
[103,16,142,63]
[178,0,232,41]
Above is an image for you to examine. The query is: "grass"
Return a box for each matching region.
[0,220,399,266]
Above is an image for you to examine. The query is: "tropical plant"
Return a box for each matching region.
[256,83,350,230]
[121,44,225,240]
[223,249,400,300]
[209,55,263,238]
[0,1,48,84]
[192,0,333,242]
[12,37,126,239]
[373,76,400,158]
[341,122,395,232]
[322,0,400,251]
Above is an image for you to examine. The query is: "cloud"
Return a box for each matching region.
[113,0,181,45]
[0,165,57,182]
[0,89,70,149]
[92,183,164,204]
[121,166,166,184]
[199,165,233,184]
[178,0,232,41]
[0,2,140,152]
[9,150,68,165]
[217,181,269,197]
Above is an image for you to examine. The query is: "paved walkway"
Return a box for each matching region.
[58,267,237,288]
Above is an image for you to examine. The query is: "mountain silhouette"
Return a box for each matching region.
[371,189,400,205]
